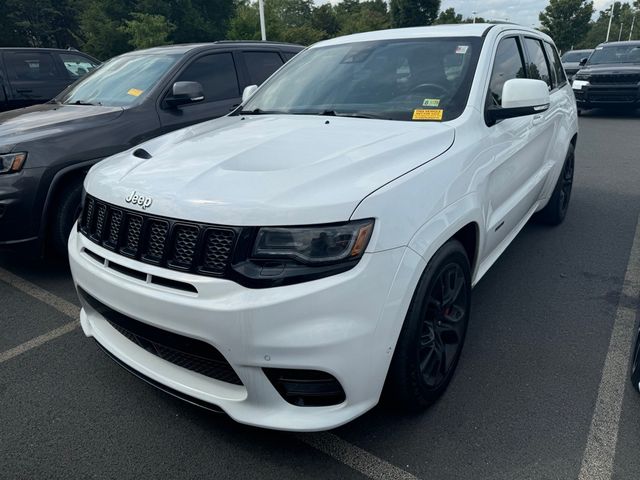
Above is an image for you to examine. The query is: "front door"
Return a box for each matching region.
[156,51,242,132]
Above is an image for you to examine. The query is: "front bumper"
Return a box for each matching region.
[573,84,640,108]
[0,167,45,245]
[68,225,422,431]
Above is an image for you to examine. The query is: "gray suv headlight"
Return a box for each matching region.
[0,153,27,174]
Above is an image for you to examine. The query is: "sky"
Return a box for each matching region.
[439,0,615,27]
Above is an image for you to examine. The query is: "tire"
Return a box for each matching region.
[631,329,640,393]
[50,180,83,256]
[384,239,471,411]
[536,143,575,226]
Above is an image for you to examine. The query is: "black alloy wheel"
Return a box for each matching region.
[385,239,471,410]
[420,263,468,389]
[537,143,575,226]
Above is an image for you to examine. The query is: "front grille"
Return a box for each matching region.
[78,288,243,386]
[79,195,238,276]
[589,74,640,85]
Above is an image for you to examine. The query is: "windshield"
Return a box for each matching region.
[58,54,181,107]
[240,37,482,122]
[562,51,590,62]
[587,45,640,65]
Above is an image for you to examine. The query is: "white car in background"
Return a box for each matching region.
[69,23,578,431]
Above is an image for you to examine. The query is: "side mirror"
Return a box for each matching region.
[242,84,258,104]
[166,81,204,107]
[579,57,588,66]
[487,78,550,124]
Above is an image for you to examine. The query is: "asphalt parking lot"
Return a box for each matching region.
[1,109,640,480]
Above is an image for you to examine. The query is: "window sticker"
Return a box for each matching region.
[455,45,469,54]
[412,109,443,121]
[127,88,144,97]
[422,98,441,107]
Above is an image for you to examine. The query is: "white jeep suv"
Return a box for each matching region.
[69,24,578,431]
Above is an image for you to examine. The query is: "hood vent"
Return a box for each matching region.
[132,148,152,159]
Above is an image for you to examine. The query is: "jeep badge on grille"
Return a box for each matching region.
[125,190,153,210]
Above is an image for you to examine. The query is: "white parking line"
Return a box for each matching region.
[0,267,80,363]
[0,266,418,479]
[578,214,640,480]
[297,432,420,480]
[0,321,78,363]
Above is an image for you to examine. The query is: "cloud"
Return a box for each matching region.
[439,0,622,27]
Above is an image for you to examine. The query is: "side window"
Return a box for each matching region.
[5,52,59,81]
[282,52,298,62]
[488,37,527,107]
[176,53,240,103]
[523,38,552,89]
[545,42,567,86]
[59,53,98,79]
[243,51,284,85]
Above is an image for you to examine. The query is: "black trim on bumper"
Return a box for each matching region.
[95,340,225,414]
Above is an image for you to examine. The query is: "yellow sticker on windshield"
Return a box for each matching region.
[127,88,144,97]
[412,109,443,121]
[422,98,440,107]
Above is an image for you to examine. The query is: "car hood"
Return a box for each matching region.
[87,114,455,226]
[578,63,640,76]
[0,103,124,152]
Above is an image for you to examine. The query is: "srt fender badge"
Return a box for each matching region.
[125,190,153,210]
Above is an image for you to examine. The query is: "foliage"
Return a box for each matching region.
[389,0,440,28]
[0,0,501,60]
[576,1,640,48]
[435,7,463,24]
[539,0,594,52]
[119,13,175,49]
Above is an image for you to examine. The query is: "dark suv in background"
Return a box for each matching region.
[572,41,640,111]
[0,48,99,112]
[0,41,302,254]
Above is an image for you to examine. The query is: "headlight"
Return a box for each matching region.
[253,219,374,265]
[572,79,590,90]
[0,152,27,174]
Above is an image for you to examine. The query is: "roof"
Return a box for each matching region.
[122,41,303,56]
[312,23,547,48]
[597,40,640,47]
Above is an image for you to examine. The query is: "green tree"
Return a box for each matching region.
[389,0,440,28]
[578,2,639,48]
[78,0,135,59]
[435,7,462,24]
[3,0,80,48]
[337,0,390,35]
[227,0,324,45]
[311,4,340,38]
[120,12,175,49]
[539,0,594,52]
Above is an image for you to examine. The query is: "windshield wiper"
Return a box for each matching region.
[316,110,387,120]
[237,108,286,115]
[68,100,101,106]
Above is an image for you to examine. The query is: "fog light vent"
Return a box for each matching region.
[263,368,346,407]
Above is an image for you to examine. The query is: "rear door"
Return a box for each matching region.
[237,50,285,89]
[157,50,242,131]
[3,50,70,109]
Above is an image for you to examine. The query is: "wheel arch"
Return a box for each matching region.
[407,193,484,282]
[39,158,102,243]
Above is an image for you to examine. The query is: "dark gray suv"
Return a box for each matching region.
[0,41,302,254]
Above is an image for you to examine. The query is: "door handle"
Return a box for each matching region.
[16,89,33,93]
[532,114,544,126]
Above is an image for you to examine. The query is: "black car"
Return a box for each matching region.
[560,48,593,81]
[0,41,302,254]
[0,48,99,112]
[572,41,640,111]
